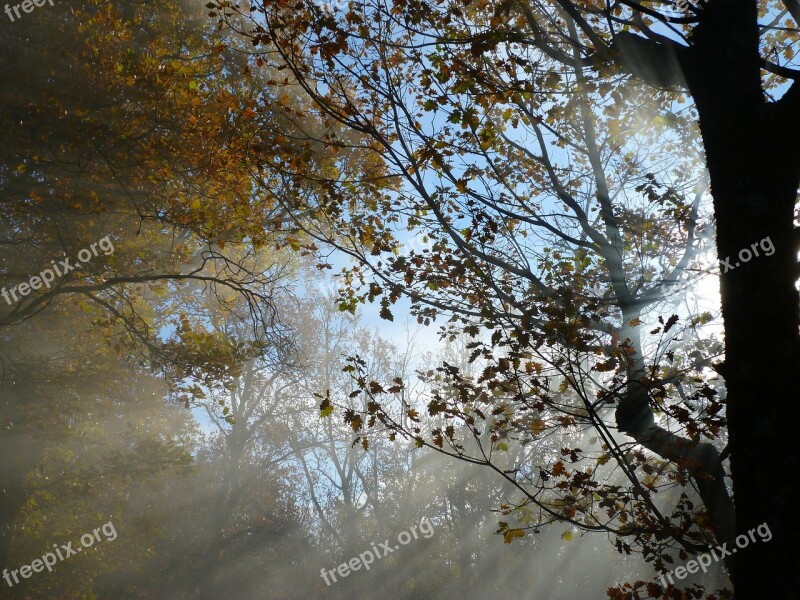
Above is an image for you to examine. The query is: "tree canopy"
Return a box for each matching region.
[2,0,798,598]
[208,0,800,597]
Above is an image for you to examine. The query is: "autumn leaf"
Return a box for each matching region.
[530,419,546,434]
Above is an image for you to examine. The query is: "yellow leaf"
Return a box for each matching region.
[525,361,542,374]
[503,528,524,543]
[530,419,545,434]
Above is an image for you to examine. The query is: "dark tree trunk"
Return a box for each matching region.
[614,1,800,595]
[682,1,800,596]
[704,141,800,598]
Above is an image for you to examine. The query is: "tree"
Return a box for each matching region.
[0,0,321,581]
[0,281,199,599]
[212,0,799,597]
[0,0,331,338]
[0,0,203,560]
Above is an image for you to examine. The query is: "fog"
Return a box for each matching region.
[0,268,730,598]
[1,0,752,598]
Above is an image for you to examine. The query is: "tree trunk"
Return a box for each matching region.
[704,142,800,599]
[681,3,800,595]
[613,7,800,593]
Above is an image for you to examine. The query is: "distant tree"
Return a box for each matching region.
[0,0,317,583]
[0,0,332,339]
[0,290,198,599]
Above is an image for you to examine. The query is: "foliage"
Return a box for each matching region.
[202,0,781,595]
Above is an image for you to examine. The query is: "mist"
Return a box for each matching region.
[3,0,781,598]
